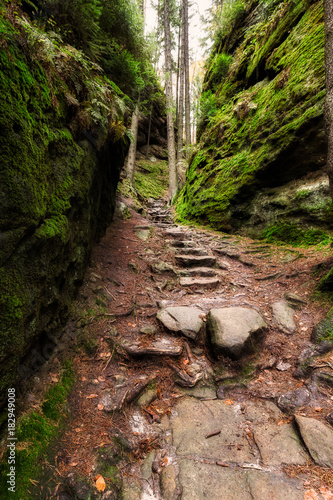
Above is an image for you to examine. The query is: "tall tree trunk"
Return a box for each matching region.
[184,0,191,156]
[146,109,152,158]
[175,13,181,127]
[164,0,178,203]
[126,104,140,184]
[177,1,185,165]
[324,0,333,199]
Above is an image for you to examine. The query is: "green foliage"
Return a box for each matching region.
[213,0,246,49]
[133,159,169,200]
[0,360,75,499]
[262,222,331,247]
[210,52,233,90]
[25,0,161,104]
[197,90,218,135]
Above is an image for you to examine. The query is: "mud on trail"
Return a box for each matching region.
[13,196,333,499]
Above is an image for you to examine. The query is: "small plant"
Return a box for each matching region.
[210,53,233,90]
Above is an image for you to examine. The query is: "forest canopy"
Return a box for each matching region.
[17,0,164,108]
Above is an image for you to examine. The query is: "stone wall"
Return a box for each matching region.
[0,12,128,415]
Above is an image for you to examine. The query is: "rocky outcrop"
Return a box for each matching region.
[207,307,267,359]
[0,11,128,413]
[177,0,332,242]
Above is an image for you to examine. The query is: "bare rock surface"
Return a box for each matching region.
[277,387,311,412]
[179,267,216,277]
[207,307,267,359]
[271,300,296,334]
[157,306,204,339]
[295,415,333,468]
[179,277,220,287]
[121,336,183,357]
[131,398,307,499]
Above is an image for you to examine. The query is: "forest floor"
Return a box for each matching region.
[4,159,333,499]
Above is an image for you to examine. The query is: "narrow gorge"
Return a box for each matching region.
[1,1,333,499]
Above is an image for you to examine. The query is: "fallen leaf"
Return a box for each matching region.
[81,377,86,381]
[277,420,284,426]
[224,399,234,405]
[304,489,319,500]
[86,394,98,399]
[97,403,104,411]
[95,474,106,492]
[314,407,322,412]
[98,376,106,382]
[70,462,78,467]
[75,428,82,433]
[320,486,333,500]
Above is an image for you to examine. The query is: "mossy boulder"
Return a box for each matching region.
[0,9,128,416]
[177,0,329,239]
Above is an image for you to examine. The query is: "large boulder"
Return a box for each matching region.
[295,416,333,468]
[271,300,296,334]
[207,307,267,359]
[157,306,204,340]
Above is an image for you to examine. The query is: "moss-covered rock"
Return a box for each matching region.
[177,0,329,238]
[0,7,128,416]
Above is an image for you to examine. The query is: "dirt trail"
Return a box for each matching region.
[28,196,333,499]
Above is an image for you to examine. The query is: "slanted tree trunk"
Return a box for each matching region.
[126,104,140,184]
[324,0,333,199]
[184,0,191,155]
[164,0,178,203]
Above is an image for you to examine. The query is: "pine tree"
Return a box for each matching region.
[183,0,191,154]
[324,0,333,200]
[164,0,178,203]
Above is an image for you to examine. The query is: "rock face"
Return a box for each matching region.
[271,300,296,334]
[127,398,307,499]
[0,17,128,412]
[277,388,311,412]
[207,307,267,359]
[295,416,333,468]
[157,307,204,340]
[177,0,332,242]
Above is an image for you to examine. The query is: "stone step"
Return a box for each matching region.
[155,222,176,228]
[214,248,241,259]
[165,229,188,240]
[180,277,220,287]
[121,337,183,357]
[168,240,196,248]
[175,254,217,267]
[179,267,216,277]
[175,247,207,256]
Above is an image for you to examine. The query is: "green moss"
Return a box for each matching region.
[177,1,326,234]
[0,360,75,499]
[318,268,333,292]
[262,222,331,246]
[134,159,169,200]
